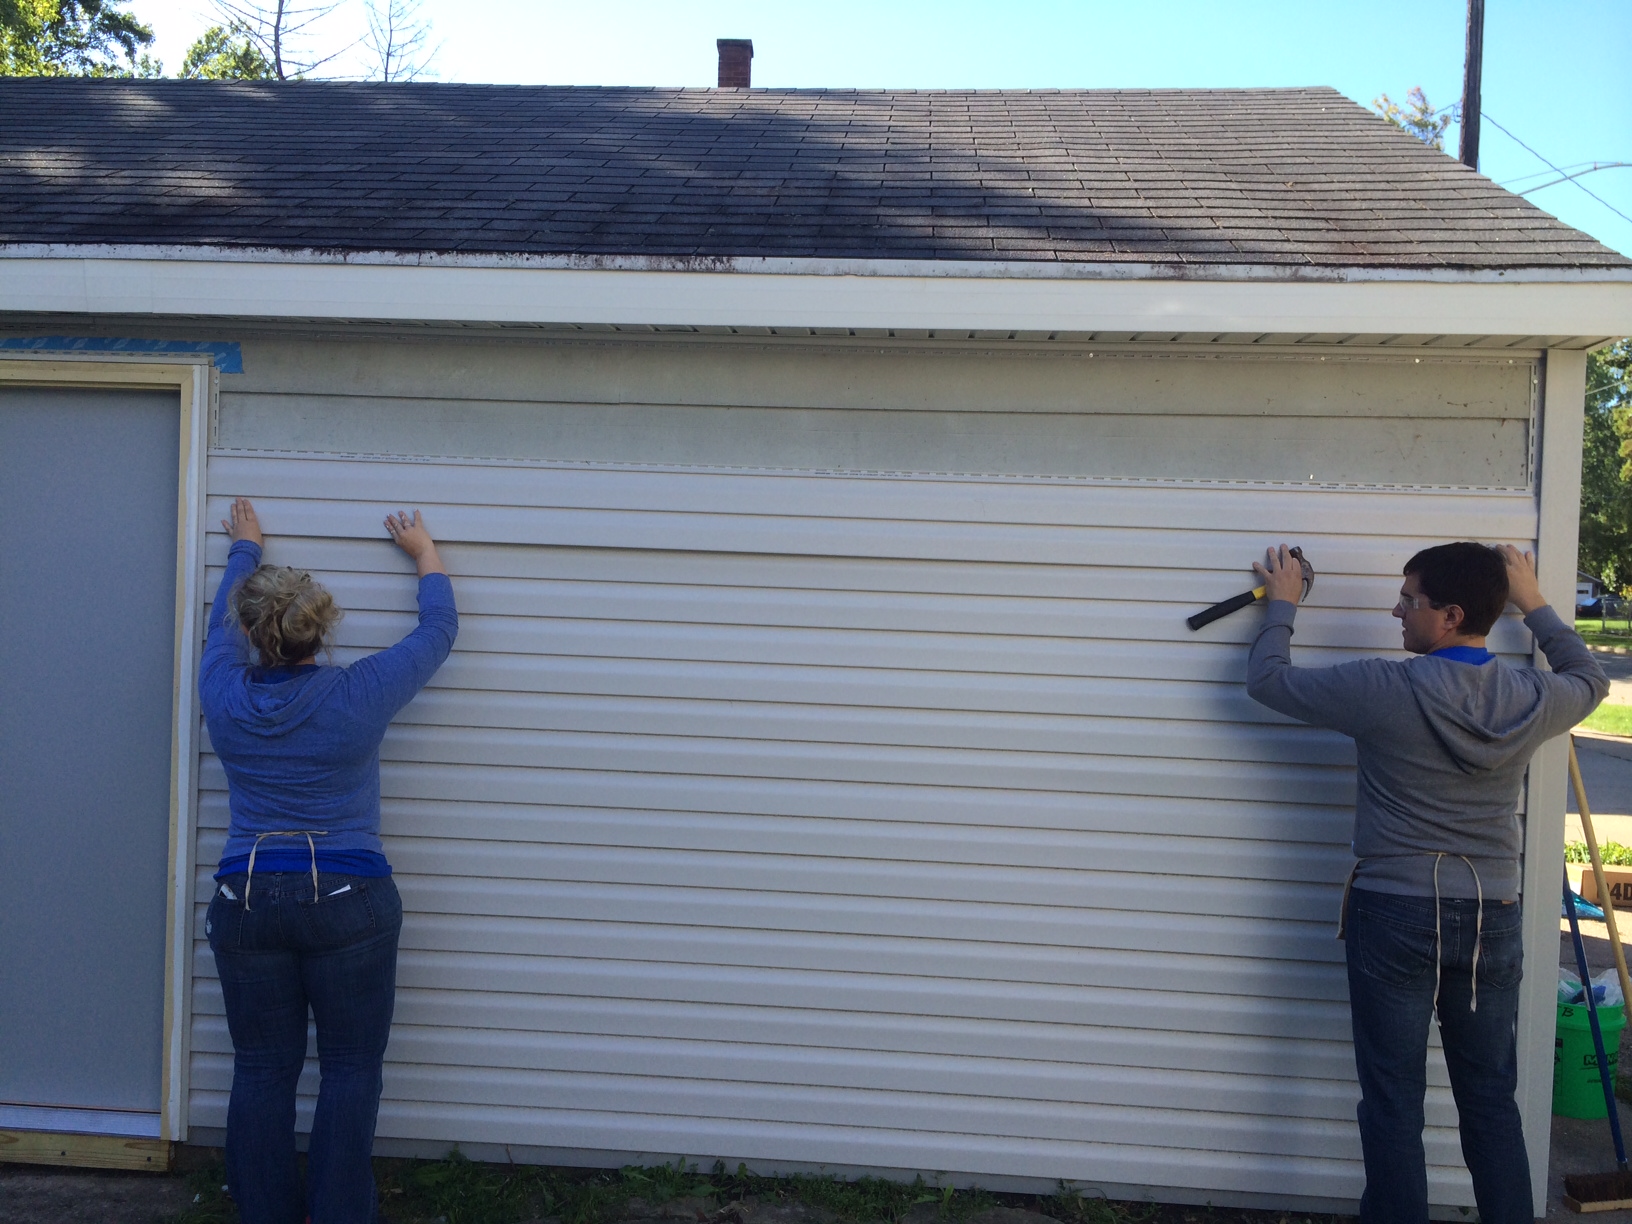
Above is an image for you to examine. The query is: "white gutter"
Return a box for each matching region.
[3,249,1631,336]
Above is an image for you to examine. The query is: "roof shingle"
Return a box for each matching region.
[0,79,1625,269]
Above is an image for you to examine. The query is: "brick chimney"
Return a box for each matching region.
[717,39,752,88]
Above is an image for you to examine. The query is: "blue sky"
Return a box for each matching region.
[138,0,1632,257]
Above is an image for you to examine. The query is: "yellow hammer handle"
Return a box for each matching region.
[1251,585,1267,600]
[1570,734,1632,1013]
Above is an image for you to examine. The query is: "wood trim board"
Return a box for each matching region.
[0,1130,173,1172]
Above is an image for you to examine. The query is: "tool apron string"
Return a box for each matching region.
[1337,853,1486,1013]
[244,830,329,911]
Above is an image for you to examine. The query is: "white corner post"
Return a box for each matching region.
[1519,347,1589,1215]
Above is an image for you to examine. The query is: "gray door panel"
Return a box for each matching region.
[0,386,179,1113]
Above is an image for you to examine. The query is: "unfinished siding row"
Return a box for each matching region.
[214,337,1540,489]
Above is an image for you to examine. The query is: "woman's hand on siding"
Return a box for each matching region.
[221,497,263,548]
[386,509,447,578]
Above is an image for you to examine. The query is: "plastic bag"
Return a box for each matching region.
[1565,891,1606,920]
[1559,965,1625,1007]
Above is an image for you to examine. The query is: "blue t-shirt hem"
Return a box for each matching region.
[216,848,392,878]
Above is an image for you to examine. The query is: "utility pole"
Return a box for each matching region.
[1459,0,1484,169]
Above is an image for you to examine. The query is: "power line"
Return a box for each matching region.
[1517,163,1632,197]
[1482,111,1632,227]
[1586,358,1632,401]
[1500,161,1607,187]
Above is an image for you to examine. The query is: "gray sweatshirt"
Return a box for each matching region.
[1247,601,1607,900]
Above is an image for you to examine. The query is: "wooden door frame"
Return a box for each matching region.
[0,355,211,1161]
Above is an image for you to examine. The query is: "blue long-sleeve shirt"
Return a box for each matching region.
[201,539,458,877]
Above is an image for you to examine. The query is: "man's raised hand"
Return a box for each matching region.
[1496,544,1546,615]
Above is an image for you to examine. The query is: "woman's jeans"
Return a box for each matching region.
[207,871,403,1224]
[1344,886,1530,1224]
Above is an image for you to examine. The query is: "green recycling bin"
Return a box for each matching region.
[1554,1000,1626,1118]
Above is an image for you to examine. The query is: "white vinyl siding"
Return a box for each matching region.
[187,425,1538,1209]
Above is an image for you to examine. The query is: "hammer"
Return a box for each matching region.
[1187,546,1314,631]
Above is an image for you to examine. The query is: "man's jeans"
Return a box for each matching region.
[1344,886,1530,1224]
[207,871,403,1224]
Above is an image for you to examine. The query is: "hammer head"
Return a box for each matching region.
[1287,545,1315,601]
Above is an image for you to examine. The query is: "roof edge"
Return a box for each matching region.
[4,244,1630,284]
[7,250,1631,339]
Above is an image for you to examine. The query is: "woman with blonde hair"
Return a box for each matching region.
[200,497,457,1224]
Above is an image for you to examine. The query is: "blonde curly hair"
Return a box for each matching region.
[232,565,343,668]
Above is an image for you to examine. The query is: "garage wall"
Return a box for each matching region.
[188,335,1543,1210]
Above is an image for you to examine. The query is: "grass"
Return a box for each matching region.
[160,1154,1355,1224]
[373,1160,1006,1224]
[1581,704,1632,737]
[163,1157,981,1224]
[1567,841,1632,866]
[1577,619,1632,648]
[170,1156,235,1224]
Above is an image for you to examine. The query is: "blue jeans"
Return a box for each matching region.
[1344,887,1530,1224]
[207,871,402,1224]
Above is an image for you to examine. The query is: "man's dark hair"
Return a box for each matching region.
[1402,542,1509,636]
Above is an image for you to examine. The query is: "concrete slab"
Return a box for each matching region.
[1567,733,1632,841]
[1591,652,1632,682]
[1548,1109,1632,1220]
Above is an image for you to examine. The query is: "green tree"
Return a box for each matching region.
[179,24,275,79]
[1578,340,1632,591]
[1372,87,1456,151]
[0,0,157,76]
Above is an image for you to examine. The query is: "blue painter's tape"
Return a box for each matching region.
[0,337,243,374]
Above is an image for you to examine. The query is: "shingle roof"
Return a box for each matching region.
[1,79,1625,270]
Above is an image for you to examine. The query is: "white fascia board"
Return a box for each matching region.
[3,251,1632,336]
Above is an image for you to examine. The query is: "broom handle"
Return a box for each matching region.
[1570,735,1632,1013]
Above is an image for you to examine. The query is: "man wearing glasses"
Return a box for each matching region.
[1246,542,1606,1224]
